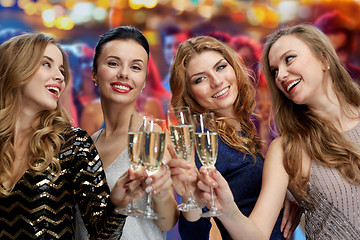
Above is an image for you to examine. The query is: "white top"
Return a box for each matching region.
[75,129,166,240]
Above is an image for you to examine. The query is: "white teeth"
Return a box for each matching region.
[212,87,229,98]
[46,86,60,95]
[113,85,131,91]
[286,80,301,92]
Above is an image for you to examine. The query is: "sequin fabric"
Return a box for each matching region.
[301,123,360,239]
[75,129,166,240]
[0,127,126,240]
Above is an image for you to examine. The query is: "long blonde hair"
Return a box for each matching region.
[0,33,72,194]
[262,24,360,196]
[170,36,261,155]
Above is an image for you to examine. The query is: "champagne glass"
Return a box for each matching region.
[192,112,223,217]
[167,106,200,212]
[142,117,166,220]
[114,112,145,217]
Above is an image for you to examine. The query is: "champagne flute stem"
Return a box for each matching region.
[145,192,153,214]
[210,186,215,208]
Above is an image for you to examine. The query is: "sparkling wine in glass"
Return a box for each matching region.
[193,112,223,217]
[114,112,145,217]
[142,118,166,220]
[167,106,200,212]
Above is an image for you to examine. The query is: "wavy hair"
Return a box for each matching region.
[0,33,72,194]
[170,36,261,155]
[262,24,360,197]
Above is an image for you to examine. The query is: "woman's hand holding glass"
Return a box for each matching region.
[142,117,167,220]
[114,112,146,217]
[167,106,201,212]
[166,144,198,199]
[193,112,223,217]
[196,167,237,216]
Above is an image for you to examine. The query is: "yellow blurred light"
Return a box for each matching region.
[1,0,16,7]
[97,0,111,9]
[55,16,75,30]
[247,6,265,26]
[264,9,279,28]
[198,5,213,19]
[129,0,143,10]
[39,3,52,11]
[65,0,76,9]
[24,2,37,15]
[144,0,157,8]
[17,0,30,9]
[143,31,158,45]
[43,20,55,28]
[172,0,186,11]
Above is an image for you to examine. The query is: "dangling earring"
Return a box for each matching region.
[94,83,98,86]
[327,66,330,70]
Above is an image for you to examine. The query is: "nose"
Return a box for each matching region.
[117,67,128,79]
[54,68,65,83]
[209,73,223,88]
[277,66,288,82]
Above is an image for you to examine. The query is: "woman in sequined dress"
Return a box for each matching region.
[75,26,179,240]
[0,32,144,239]
[196,24,360,239]
[166,35,301,240]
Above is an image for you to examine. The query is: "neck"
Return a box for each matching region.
[101,102,137,136]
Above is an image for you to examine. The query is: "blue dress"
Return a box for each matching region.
[179,134,285,240]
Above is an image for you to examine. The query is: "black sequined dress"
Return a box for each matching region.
[0,127,126,240]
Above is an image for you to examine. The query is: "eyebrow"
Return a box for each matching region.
[269,50,291,70]
[189,58,225,79]
[106,56,145,64]
[44,56,65,70]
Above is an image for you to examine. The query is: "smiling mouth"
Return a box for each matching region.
[46,86,60,96]
[285,79,301,92]
[212,86,230,98]
[111,83,132,91]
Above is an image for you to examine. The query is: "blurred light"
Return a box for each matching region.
[55,16,75,30]
[70,2,94,24]
[198,5,213,19]
[172,0,186,12]
[93,7,107,22]
[43,20,55,28]
[298,5,312,19]
[158,0,169,4]
[42,8,56,22]
[278,1,299,22]
[0,0,16,7]
[65,0,76,9]
[129,0,143,10]
[144,0,157,8]
[247,5,265,26]
[96,0,111,9]
[264,9,279,28]
[231,10,246,23]
[17,0,30,9]
[24,2,37,15]
[146,15,162,29]
[53,5,66,17]
[143,31,158,45]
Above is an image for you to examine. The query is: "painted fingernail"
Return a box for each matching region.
[145,186,153,193]
[146,178,153,184]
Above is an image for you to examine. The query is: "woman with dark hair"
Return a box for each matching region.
[196,24,360,239]
[75,26,178,240]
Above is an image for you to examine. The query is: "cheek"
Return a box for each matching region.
[189,85,204,102]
